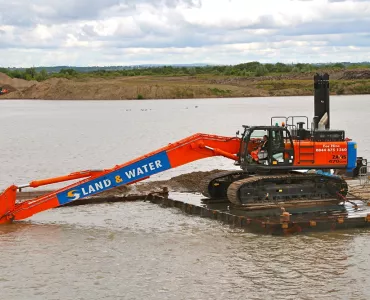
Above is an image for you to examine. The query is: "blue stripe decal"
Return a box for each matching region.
[57,151,171,205]
[347,141,357,171]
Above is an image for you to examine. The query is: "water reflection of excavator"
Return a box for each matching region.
[0,74,366,224]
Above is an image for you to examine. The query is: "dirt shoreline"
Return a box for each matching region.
[1,69,370,100]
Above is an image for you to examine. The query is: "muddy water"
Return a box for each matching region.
[1,96,370,299]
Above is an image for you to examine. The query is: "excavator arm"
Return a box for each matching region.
[0,133,241,224]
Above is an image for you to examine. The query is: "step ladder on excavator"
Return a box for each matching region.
[298,141,315,164]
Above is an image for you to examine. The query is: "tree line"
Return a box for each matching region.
[0,62,369,81]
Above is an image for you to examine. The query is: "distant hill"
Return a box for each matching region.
[4,63,215,74]
[1,62,369,74]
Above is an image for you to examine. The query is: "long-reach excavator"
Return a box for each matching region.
[0,74,365,224]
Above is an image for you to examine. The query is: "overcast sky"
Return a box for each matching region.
[1,0,370,67]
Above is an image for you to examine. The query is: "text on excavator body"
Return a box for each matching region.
[56,151,171,205]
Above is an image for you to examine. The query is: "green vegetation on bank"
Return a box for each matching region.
[1,62,370,82]
[255,79,370,96]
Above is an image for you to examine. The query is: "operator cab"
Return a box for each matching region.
[238,125,294,171]
[237,112,348,173]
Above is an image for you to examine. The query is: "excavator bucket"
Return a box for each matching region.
[0,185,17,224]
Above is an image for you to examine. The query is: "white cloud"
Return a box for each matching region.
[0,0,370,66]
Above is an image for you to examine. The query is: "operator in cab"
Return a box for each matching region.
[251,135,268,162]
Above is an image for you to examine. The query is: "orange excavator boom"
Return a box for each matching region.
[0,133,240,224]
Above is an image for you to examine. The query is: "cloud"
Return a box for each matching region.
[0,0,202,26]
[328,0,369,2]
[0,0,370,66]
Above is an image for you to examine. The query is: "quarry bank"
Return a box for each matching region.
[1,69,370,100]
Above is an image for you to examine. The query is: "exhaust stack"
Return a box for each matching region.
[314,73,330,130]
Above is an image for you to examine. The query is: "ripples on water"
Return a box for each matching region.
[2,202,370,300]
[2,97,370,299]
[1,96,370,186]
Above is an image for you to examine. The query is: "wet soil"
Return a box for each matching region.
[97,169,224,197]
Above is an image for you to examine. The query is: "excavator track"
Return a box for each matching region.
[227,173,348,206]
[200,170,248,199]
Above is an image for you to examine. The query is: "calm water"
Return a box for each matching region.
[1,96,370,300]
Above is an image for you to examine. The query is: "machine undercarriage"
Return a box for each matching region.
[200,170,348,206]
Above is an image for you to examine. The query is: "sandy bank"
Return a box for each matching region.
[1,69,370,100]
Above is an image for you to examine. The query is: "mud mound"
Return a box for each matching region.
[95,169,226,197]
[0,72,37,91]
[165,170,224,191]
[131,169,226,194]
[340,70,370,80]
[18,78,71,99]
[0,73,15,87]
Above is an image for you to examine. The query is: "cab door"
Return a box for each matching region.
[269,128,295,166]
[239,128,269,166]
